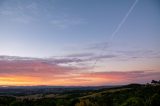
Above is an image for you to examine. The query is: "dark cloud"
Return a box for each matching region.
[0,55,83,64]
[45,58,83,64]
[85,42,109,50]
[66,53,94,58]
[92,54,117,60]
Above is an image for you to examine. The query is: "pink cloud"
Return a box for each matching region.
[0,60,79,77]
[0,56,160,86]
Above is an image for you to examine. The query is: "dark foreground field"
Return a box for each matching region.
[0,83,160,106]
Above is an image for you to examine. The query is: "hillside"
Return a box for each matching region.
[0,84,160,106]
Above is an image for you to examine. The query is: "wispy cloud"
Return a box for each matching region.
[84,41,160,60]
[0,0,39,24]
[50,18,86,28]
[66,53,94,58]
[85,42,109,50]
[90,54,117,60]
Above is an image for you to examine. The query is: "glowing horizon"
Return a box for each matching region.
[0,56,159,86]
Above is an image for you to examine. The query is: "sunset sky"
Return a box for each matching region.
[0,0,160,86]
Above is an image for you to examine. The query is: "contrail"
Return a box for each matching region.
[91,0,139,70]
[109,0,139,41]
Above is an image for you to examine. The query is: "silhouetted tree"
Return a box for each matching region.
[151,80,158,84]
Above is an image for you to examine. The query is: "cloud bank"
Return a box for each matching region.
[0,55,159,86]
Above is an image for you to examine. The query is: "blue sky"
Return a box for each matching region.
[0,0,159,57]
[0,0,160,85]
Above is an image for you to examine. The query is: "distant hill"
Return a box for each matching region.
[0,85,118,96]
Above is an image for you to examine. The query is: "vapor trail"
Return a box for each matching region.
[92,0,139,70]
[109,0,139,41]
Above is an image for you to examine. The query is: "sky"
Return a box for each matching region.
[0,0,160,86]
